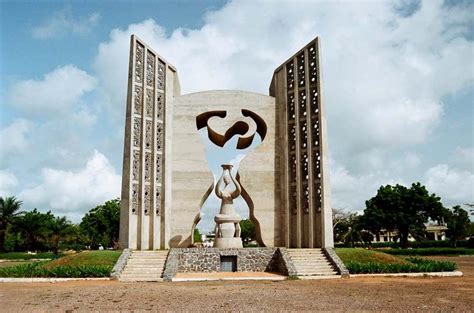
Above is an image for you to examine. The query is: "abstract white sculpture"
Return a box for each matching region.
[213,164,243,248]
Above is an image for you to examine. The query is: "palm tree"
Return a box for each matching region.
[341,213,363,248]
[0,196,24,251]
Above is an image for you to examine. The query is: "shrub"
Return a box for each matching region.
[345,258,457,274]
[378,248,474,256]
[406,257,457,272]
[335,240,472,249]
[0,262,112,278]
[0,252,62,260]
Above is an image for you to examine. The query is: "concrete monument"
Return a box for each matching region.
[119,35,333,250]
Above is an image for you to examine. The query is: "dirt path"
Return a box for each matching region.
[0,256,473,312]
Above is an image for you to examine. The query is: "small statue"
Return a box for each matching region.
[213,164,243,248]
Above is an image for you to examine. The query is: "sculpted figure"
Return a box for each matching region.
[213,164,243,248]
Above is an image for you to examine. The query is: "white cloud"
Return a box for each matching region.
[0,119,32,164]
[9,65,97,115]
[0,170,19,196]
[330,160,406,212]
[452,147,474,171]
[89,0,473,211]
[424,164,474,207]
[3,0,471,217]
[94,0,472,150]
[32,9,100,39]
[19,150,121,221]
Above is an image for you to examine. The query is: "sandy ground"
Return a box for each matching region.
[0,256,473,312]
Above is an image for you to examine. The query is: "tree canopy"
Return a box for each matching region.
[79,199,120,249]
[363,183,445,248]
[240,219,256,244]
[0,196,23,252]
[445,205,470,247]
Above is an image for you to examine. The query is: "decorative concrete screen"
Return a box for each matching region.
[120,35,333,249]
[119,35,180,250]
[270,38,333,248]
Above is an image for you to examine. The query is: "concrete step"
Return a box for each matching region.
[128,257,167,260]
[127,261,167,264]
[291,259,329,264]
[289,254,326,257]
[127,259,166,263]
[288,255,326,258]
[130,252,168,255]
[291,264,334,269]
[291,260,332,264]
[118,250,168,282]
[287,249,339,276]
[295,268,335,272]
[125,263,166,267]
[291,259,331,263]
[122,271,164,275]
[124,265,167,271]
[124,266,165,269]
[122,270,163,276]
[288,248,323,251]
[297,272,338,276]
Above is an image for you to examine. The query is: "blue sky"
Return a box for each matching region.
[0,0,473,230]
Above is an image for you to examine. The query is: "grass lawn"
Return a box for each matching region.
[336,248,408,265]
[335,248,457,274]
[43,250,121,269]
[0,250,122,278]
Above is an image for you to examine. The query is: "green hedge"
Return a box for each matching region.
[0,262,112,278]
[335,239,473,249]
[377,248,474,256]
[346,257,457,274]
[0,252,62,260]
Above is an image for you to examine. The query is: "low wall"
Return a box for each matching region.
[163,247,293,280]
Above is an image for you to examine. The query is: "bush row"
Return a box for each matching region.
[335,239,474,249]
[0,262,112,278]
[377,247,474,256]
[0,252,62,260]
[346,257,457,274]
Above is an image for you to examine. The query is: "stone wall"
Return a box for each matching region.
[175,248,280,273]
[162,247,300,280]
[110,249,131,280]
[323,247,349,277]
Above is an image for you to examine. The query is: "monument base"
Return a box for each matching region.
[161,247,297,281]
[213,237,243,248]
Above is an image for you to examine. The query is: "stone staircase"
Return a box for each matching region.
[119,250,168,282]
[287,249,339,278]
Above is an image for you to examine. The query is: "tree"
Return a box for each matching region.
[339,213,364,247]
[80,199,120,249]
[445,205,470,247]
[465,203,474,216]
[0,196,23,251]
[193,228,202,243]
[240,219,256,244]
[363,183,446,248]
[46,216,75,255]
[14,209,55,251]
